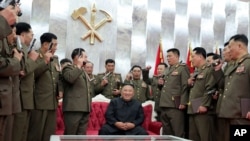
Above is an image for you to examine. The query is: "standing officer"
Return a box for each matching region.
[0,2,23,141]
[159,48,189,137]
[187,47,223,141]
[217,34,250,141]
[96,59,122,99]
[124,65,151,103]
[12,22,45,141]
[142,63,168,121]
[62,48,92,135]
[27,32,59,141]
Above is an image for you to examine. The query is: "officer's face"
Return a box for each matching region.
[7,27,16,45]
[131,67,141,79]
[206,56,213,65]
[191,51,200,67]
[157,65,166,75]
[166,52,178,66]
[105,63,115,72]
[50,39,58,54]
[121,85,134,101]
[223,46,231,62]
[228,39,240,61]
[84,62,93,75]
[21,29,34,46]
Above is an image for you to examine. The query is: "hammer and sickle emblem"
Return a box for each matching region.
[71,4,112,45]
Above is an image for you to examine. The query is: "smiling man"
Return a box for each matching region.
[99,83,148,135]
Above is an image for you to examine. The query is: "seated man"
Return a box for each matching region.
[99,83,148,135]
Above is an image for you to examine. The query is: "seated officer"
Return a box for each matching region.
[99,83,148,135]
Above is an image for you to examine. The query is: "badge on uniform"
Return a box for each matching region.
[171,71,179,75]
[141,82,147,88]
[236,64,245,73]
[197,73,204,79]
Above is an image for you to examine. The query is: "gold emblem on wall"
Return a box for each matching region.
[71,4,112,45]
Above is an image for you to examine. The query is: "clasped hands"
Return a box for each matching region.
[114,122,135,131]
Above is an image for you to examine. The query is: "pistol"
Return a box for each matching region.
[28,38,36,54]
[48,43,53,62]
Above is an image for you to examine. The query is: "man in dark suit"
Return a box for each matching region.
[217,34,250,141]
[62,48,92,135]
[99,83,148,135]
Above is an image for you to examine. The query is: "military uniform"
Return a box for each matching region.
[96,72,122,99]
[12,44,45,141]
[217,54,250,141]
[27,49,60,141]
[0,32,21,141]
[62,64,92,135]
[187,63,223,141]
[142,69,162,121]
[87,74,102,98]
[159,63,189,137]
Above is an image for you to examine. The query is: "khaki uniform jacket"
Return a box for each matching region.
[218,54,250,118]
[96,72,122,99]
[159,63,190,108]
[62,65,92,112]
[34,49,60,110]
[0,38,21,115]
[124,79,151,103]
[20,46,45,110]
[87,74,101,98]
[142,70,162,111]
[187,63,222,114]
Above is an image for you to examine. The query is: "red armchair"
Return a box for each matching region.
[56,95,162,135]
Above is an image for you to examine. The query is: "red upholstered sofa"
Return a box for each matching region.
[56,95,162,135]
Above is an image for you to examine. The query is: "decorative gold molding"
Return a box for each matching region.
[71,3,112,45]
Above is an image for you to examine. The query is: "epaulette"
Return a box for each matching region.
[114,73,121,75]
[179,63,186,66]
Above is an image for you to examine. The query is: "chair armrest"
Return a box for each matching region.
[148,121,162,135]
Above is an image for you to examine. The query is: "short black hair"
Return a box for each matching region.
[60,58,72,65]
[229,34,248,46]
[193,47,206,59]
[158,63,168,68]
[130,65,142,72]
[71,48,85,59]
[16,22,31,35]
[167,48,180,57]
[40,32,57,44]
[207,52,215,57]
[224,41,229,47]
[105,59,115,65]
[121,83,134,88]
[212,54,221,60]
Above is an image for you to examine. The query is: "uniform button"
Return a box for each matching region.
[223,95,226,98]
[162,90,165,92]
[225,88,228,91]
[227,82,230,85]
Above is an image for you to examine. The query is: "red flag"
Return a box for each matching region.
[154,41,164,75]
[186,43,195,73]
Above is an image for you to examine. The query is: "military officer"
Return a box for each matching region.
[62,48,92,135]
[12,22,46,141]
[96,59,122,99]
[187,47,223,141]
[124,65,151,103]
[84,61,102,98]
[158,48,189,137]
[27,32,58,141]
[217,34,250,141]
[142,63,168,121]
